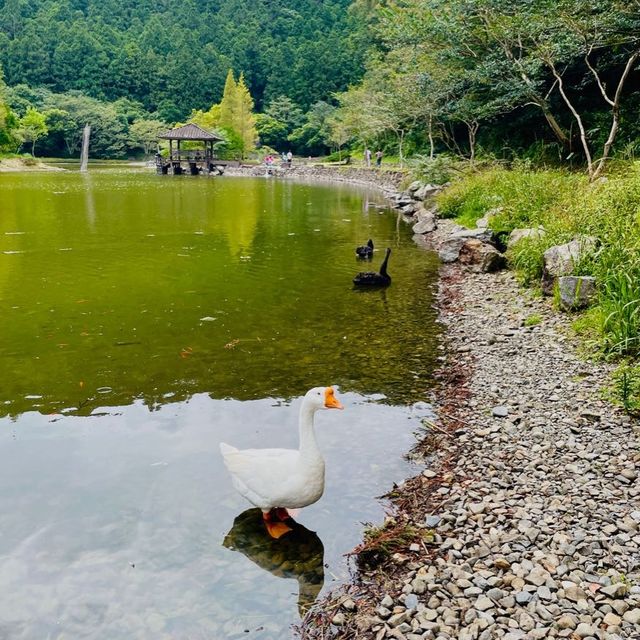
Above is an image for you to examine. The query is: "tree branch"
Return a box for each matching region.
[585,44,615,107]
[547,58,594,177]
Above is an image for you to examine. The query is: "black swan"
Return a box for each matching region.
[353,248,391,287]
[355,239,374,259]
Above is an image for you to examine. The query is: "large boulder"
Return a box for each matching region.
[458,239,506,273]
[558,276,597,310]
[407,180,423,194]
[392,193,414,208]
[401,202,418,215]
[414,183,440,201]
[508,227,546,247]
[439,227,495,263]
[541,237,598,295]
[412,211,437,234]
[476,207,503,229]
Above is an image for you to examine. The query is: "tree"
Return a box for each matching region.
[376,0,640,177]
[0,64,18,152]
[327,111,353,160]
[18,106,48,156]
[45,92,128,158]
[217,69,257,159]
[0,0,367,113]
[334,54,439,166]
[42,107,74,156]
[255,113,289,149]
[234,73,257,158]
[531,0,640,179]
[265,96,304,133]
[190,104,222,131]
[256,96,304,150]
[129,118,167,156]
[288,101,335,156]
[219,69,238,130]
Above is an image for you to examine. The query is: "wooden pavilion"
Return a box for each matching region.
[156,123,226,175]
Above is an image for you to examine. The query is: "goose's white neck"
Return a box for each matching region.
[298,401,321,459]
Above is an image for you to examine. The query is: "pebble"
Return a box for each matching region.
[515,591,532,605]
[331,612,345,626]
[575,622,595,638]
[557,614,576,630]
[623,608,640,624]
[403,594,418,609]
[474,595,494,611]
[381,595,393,608]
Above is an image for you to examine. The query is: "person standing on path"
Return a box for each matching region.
[364,148,372,167]
[375,150,383,167]
[286,150,293,167]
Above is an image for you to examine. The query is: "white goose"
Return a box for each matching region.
[220,386,343,537]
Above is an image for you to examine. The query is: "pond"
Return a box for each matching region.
[0,170,440,639]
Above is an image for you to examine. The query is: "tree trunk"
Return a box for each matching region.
[428,114,435,160]
[31,139,36,157]
[466,120,479,167]
[397,129,405,167]
[548,63,594,179]
[498,40,571,149]
[591,50,640,180]
[538,102,571,149]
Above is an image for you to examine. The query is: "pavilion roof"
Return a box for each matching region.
[158,123,223,141]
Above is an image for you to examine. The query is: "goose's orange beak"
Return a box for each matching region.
[324,387,343,409]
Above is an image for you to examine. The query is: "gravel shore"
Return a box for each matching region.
[302,221,640,640]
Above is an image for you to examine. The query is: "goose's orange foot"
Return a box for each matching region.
[264,519,292,539]
[262,510,292,539]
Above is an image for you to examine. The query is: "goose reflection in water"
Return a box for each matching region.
[223,508,325,615]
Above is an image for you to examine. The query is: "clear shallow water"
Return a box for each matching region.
[0,170,440,638]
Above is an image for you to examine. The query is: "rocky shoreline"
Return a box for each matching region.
[299,185,640,639]
[225,162,406,191]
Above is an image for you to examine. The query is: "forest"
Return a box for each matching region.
[0,0,365,158]
[1,0,640,171]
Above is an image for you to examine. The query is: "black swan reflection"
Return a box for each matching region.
[222,508,325,615]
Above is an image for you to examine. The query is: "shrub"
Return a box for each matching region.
[410,153,460,185]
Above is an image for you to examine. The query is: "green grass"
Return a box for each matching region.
[524,313,542,326]
[436,162,640,385]
[607,362,640,414]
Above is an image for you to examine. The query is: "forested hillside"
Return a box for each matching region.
[3,0,640,169]
[0,0,364,119]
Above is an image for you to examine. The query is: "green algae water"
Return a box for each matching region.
[0,169,440,639]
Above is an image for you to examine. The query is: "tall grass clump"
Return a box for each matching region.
[437,162,640,365]
[437,167,585,233]
[579,172,640,357]
[610,362,640,413]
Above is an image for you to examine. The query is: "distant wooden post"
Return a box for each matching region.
[80,124,90,173]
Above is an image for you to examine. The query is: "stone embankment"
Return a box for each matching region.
[225,163,406,190]
[301,181,640,640]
